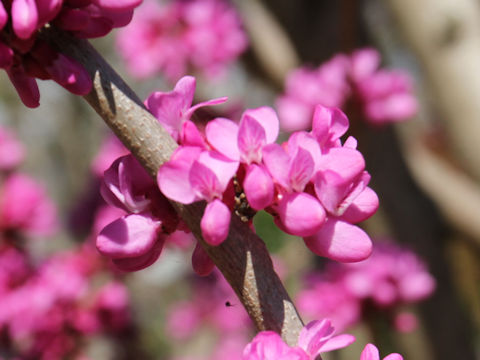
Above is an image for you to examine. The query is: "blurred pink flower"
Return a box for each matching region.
[297,241,435,332]
[0,173,57,236]
[116,0,247,81]
[276,48,418,130]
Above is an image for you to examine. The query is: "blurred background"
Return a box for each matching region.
[0,0,479,359]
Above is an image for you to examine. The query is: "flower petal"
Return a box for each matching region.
[244,164,274,211]
[360,344,380,360]
[96,214,160,259]
[288,147,314,192]
[112,236,164,272]
[340,186,379,223]
[262,143,290,189]
[206,117,240,161]
[276,192,326,237]
[238,114,266,164]
[304,218,372,262]
[242,106,279,144]
[157,146,202,204]
[318,334,356,353]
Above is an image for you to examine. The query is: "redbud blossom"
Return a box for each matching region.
[0,0,142,107]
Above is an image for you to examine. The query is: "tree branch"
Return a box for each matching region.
[40,27,304,346]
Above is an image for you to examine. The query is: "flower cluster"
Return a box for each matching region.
[243,320,402,360]
[116,0,248,81]
[0,0,142,107]
[277,48,418,131]
[297,241,436,332]
[97,75,378,274]
[0,126,57,237]
[0,124,133,359]
[155,76,379,262]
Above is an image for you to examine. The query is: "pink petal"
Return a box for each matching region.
[311,105,349,149]
[181,120,207,148]
[173,75,196,110]
[192,151,238,197]
[112,236,164,272]
[190,160,222,201]
[241,106,279,144]
[185,96,229,119]
[96,214,160,259]
[276,192,326,237]
[244,164,274,211]
[286,131,322,172]
[318,334,356,353]
[157,146,202,204]
[238,114,266,164]
[205,117,240,161]
[360,344,380,360]
[11,0,38,39]
[288,147,314,192]
[341,186,379,223]
[201,199,230,245]
[297,319,335,356]
[191,242,215,276]
[303,218,372,262]
[145,91,185,140]
[262,143,290,189]
[317,147,365,181]
[101,155,153,213]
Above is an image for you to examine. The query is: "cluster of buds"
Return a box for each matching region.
[0,0,142,107]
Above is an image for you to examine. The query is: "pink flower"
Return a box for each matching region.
[350,48,418,125]
[276,48,418,130]
[296,278,361,331]
[296,242,435,332]
[276,55,350,132]
[243,319,355,360]
[116,0,247,81]
[97,154,180,271]
[158,146,238,245]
